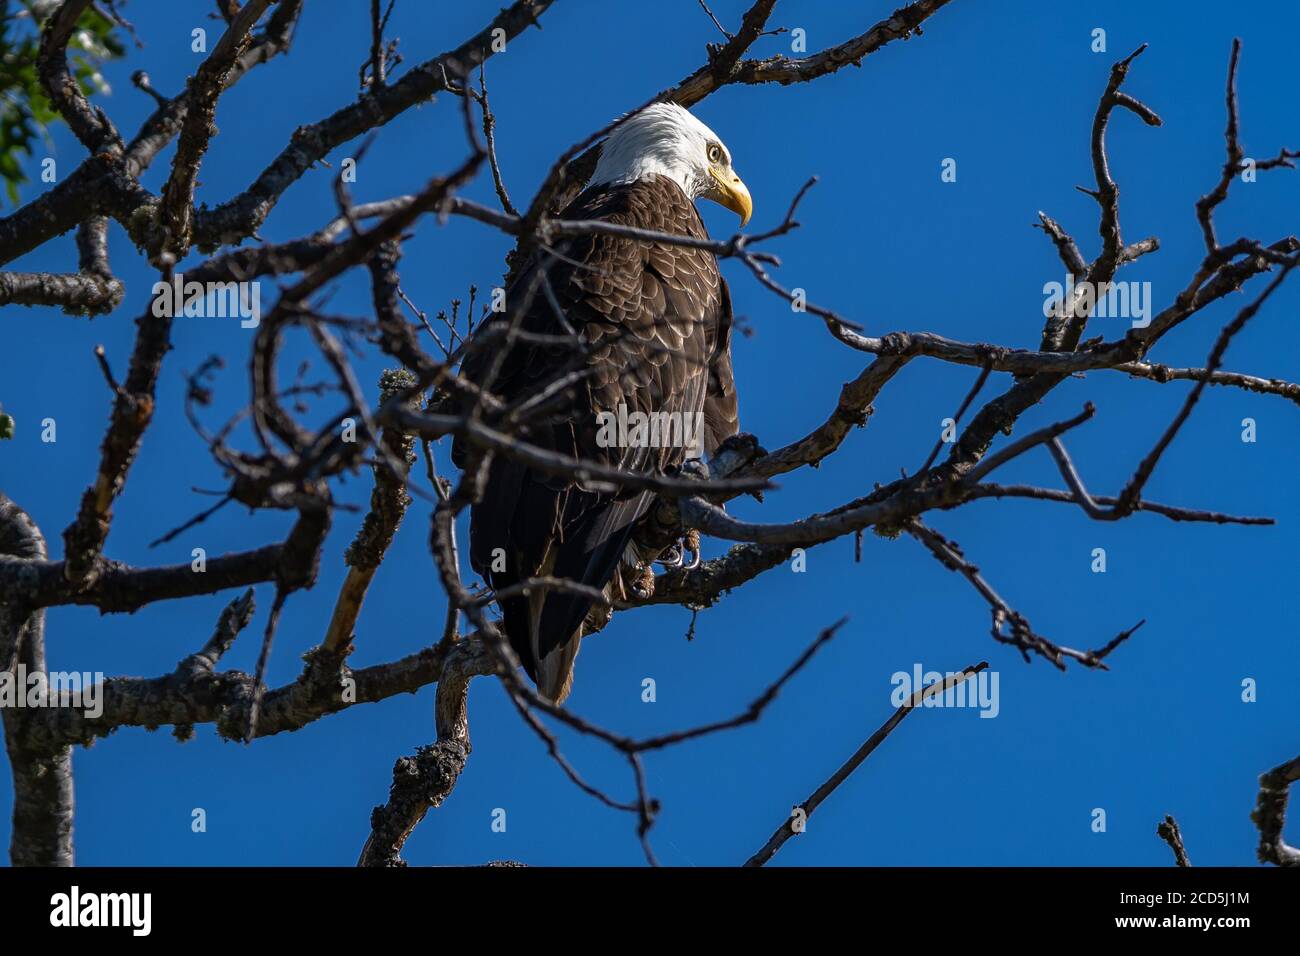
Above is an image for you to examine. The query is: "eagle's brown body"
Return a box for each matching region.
[453,174,739,701]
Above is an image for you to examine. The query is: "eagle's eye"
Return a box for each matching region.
[707,143,723,165]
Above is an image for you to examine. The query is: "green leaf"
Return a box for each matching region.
[0,2,125,206]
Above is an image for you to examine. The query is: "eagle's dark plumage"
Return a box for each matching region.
[453,173,739,701]
[452,101,750,702]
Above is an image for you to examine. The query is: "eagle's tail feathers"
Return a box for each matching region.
[526,547,580,703]
[536,629,582,704]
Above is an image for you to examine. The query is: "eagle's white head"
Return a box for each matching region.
[589,102,752,226]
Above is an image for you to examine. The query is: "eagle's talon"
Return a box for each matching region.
[655,543,685,569]
[631,563,657,600]
[678,458,711,481]
[682,529,702,570]
[655,532,702,571]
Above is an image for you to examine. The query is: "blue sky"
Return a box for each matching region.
[2,0,1298,866]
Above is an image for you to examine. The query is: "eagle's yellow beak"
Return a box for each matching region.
[707,167,752,227]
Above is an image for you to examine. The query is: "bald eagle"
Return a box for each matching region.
[453,103,751,702]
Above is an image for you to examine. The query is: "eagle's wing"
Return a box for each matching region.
[702,276,740,455]
[452,175,731,702]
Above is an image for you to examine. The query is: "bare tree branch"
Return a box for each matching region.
[745,661,988,866]
[1157,815,1192,867]
[1251,754,1300,867]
